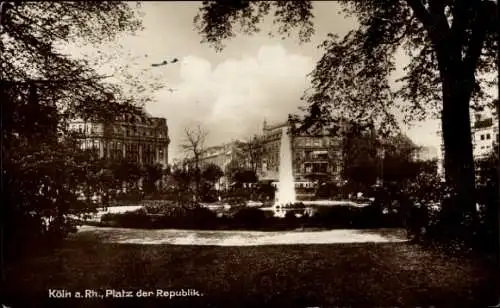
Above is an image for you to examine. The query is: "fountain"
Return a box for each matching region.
[265,126,368,218]
[273,127,296,216]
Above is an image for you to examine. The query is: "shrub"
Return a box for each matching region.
[150,206,217,229]
[142,200,183,214]
[200,192,218,203]
[101,209,151,228]
[184,207,218,229]
[114,189,144,202]
[311,206,358,227]
[356,205,382,228]
[233,208,266,229]
[282,211,300,229]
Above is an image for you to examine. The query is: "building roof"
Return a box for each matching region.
[71,107,168,128]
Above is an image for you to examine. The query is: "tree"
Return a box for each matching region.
[181,125,208,201]
[194,0,498,217]
[381,134,420,184]
[224,158,242,183]
[341,120,380,190]
[239,135,264,174]
[200,163,223,202]
[109,158,141,190]
[233,169,258,185]
[224,157,258,187]
[143,163,164,194]
[168,161,197,205]
[2,1,144,258]
[202,163,224,184]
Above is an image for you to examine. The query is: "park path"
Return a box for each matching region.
[74,225,408,245]
[6,226,495,307]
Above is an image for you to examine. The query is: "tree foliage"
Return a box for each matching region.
[194,1,314,52]
[166,162,198,205]
[340,121,434,191]
[143,163,164,194]
[181,125,209,200]
[381,134,426,184]
[195,0,499,214]
[2,1,145,258]
[2,2,145,114]
[233,169,258,184]
[202,163,224,183]
[196,1,497,124]
[237,135,264,174]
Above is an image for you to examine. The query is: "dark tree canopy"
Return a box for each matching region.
[202,163,224,183]
[195,1,497,126]
[1,1,146,122]
[2,1,145,258]
[194,1,314,52]
[195,0,499,214]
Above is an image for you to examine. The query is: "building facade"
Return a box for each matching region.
[437,107,499,179]
[192,120,344,189]
[259,121,343,187]
[68,109,170,168]
[472,110,499,160]
[198,140,244,171]
[193,140,248,189]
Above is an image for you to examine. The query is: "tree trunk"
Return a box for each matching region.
[441,72,476,215]
[194,156,200,203]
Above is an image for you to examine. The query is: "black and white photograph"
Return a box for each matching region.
[1,1,499,307]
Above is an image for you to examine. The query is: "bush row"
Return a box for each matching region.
[99,205,403,230]
[407,197,499,255]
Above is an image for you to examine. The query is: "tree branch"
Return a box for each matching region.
[462,1,489,88]
[449,0,471,54]
[0,76,113,86]
[429,0,449,29]
[406,0,433,28]
[406,0,450,47]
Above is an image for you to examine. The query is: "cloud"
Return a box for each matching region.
[146,44,314,161]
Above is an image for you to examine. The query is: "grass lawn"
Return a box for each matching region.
[3,232,497,308]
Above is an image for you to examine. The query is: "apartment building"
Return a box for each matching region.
[68,108,170,168]
[437,108,499,178]
[259,120,343,187]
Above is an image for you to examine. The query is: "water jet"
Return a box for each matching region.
[273,127,297,217]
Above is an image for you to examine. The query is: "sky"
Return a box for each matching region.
[67,1,444,161]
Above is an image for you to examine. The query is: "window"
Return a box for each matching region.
[487,133,491,140]
[318,153,328,160]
